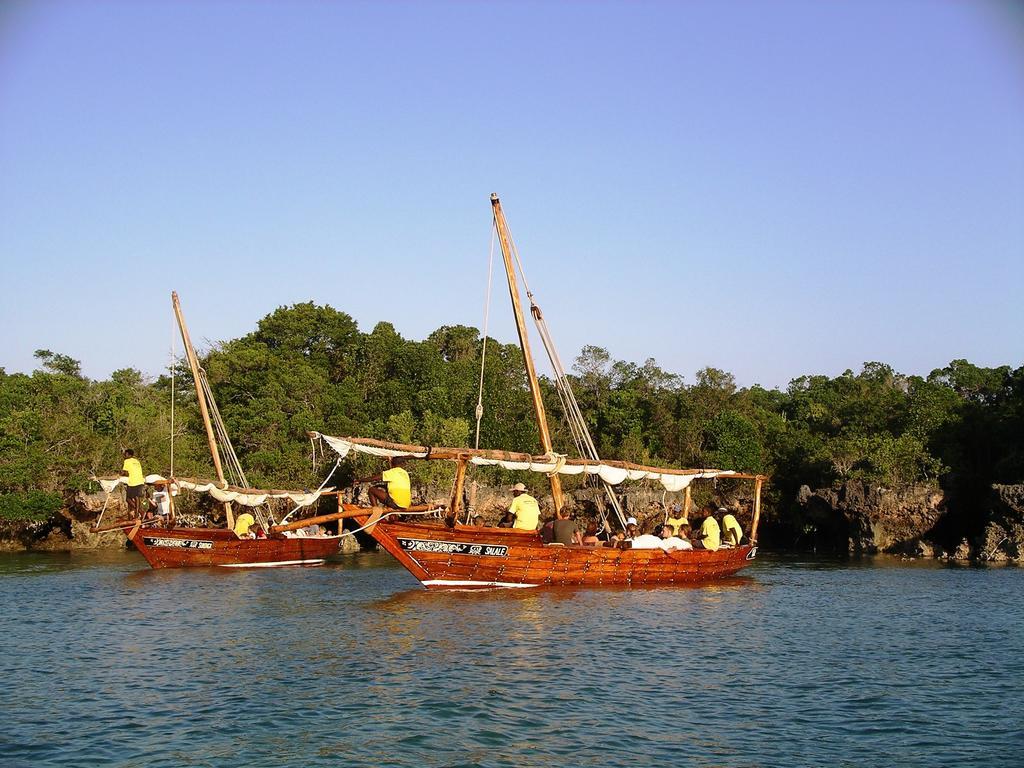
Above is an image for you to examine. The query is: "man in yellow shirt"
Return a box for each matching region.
[119,449,146,518]
[508,483,540,531]
[234,511,256,538]
[721,509,743,546]
[665,503,688,535]
[694,508,721,551]
[363,458,412,509]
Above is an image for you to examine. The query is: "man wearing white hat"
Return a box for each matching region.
[508,482,540,531]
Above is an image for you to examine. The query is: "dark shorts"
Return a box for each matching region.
[372,484,402,510]
[126,484,145,500]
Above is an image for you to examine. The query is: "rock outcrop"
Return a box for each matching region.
[976,484,1024,563]
[796,480,945,556]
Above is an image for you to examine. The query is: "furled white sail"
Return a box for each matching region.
[313,433,739,492]
[97,475,325,508]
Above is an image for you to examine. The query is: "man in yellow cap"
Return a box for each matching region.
[508,483,540,531]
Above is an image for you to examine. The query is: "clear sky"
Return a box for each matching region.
[1,0,1021,389]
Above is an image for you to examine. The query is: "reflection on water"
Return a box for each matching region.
[0,551,1021,767]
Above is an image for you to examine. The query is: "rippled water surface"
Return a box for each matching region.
[1,550,1021,767]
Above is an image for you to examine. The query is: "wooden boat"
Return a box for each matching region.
[94,293,342,568]
[290,195,766,589]
[123,522,341,569]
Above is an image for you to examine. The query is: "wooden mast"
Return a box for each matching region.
[171,291,234,528]
[490,193,565,514]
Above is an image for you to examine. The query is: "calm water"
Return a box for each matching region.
[0,550,1021,767]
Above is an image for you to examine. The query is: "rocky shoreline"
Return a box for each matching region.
[3,482,1022,564]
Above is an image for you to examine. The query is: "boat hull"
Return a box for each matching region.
[127,526,341,569]
[357,517,755,589]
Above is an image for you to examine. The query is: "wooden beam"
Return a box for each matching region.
[310,433,767,482]
[750,476,763,546]
[270,504,440,533]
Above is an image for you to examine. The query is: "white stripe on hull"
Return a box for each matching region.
[420,579,538,589]
[217,559,326,568]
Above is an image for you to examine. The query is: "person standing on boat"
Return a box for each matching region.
[693,505,721,551]
[362,457,411,510]
[508,483,540,531]
[119,449,146,518]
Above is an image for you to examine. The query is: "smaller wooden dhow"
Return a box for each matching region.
[94,292,342,568]
[94,476,341,568]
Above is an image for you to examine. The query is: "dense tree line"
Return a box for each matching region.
[1,303,1021,532]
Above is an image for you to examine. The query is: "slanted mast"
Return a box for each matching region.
[490,193,565,514]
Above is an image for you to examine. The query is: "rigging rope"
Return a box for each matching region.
[474,223,497,450]
[497,215,628,530]
[196,367,275,531]
[279,458,342,526]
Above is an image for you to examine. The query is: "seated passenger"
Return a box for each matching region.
[624,517,639,540]
[472,515,485,527]
[233,511,256,539]
[605,531,626,548]
[508,483,540,531]
[552,510,582,546]
[693,509,721,551]
[497,510,515,528]
[659,523,693,551]
[629,532,664,549]
[360,457,412,510]
[581,521,601,546]
[665,503,688,535]
[253,525,267,539]
[721,509,744,546]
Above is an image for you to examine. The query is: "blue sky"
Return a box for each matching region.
[1,0,1021,389]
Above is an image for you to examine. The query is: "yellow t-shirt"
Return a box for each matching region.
[509,494,540,531]
[666,516,688,535]
[722,513,743,544]
[122,457,145,487]
[698,517,721,551]
[234,512,255,537]
[381,467,411,509]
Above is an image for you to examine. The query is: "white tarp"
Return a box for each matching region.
[313,434,734,492]
[97,475,324,508]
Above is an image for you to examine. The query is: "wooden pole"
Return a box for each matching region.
[451,460,468,522]
[270,504,439,533]
[172,291,234,529]
[683,485,692,520]
[750,476,763,546]
[306,433,764,481]
[490,193,564,514]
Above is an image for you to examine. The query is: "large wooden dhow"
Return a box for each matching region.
[288,194,766,589]
[278,434,764,589]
